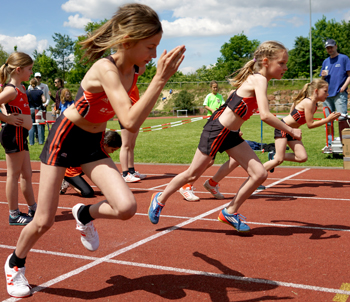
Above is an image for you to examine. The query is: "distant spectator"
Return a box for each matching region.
[27,78,46,145]
[50,78,64,119]
[28,72,50,143]
[58,88,74,114]
[203,80,225,116]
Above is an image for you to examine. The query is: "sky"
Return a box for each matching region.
[0,0,350,75]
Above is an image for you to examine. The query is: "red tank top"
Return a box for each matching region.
[211,91,258,121]
[75,57,139,123]
[291,103,318,125]
[4,84,30,115]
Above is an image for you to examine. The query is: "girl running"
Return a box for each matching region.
[0,52,37,227]
[263,79,340,172]
[149,41,301,232]
[4,3,185,298]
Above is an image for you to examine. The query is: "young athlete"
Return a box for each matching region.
[149,41,301,232]
[4,3,185,298]
[119,81,148,183]
[263,79,340,172]
[180,84,232,201]
[60,130,122,197]
[0,52,37,227]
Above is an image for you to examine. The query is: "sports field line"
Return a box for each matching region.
[1,244,350,302]
[0,200,349,233]
[1,168,312,301]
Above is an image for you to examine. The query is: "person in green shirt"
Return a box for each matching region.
[203,80,225,116]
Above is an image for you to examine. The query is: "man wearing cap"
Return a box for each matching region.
[27,72,50,144]
[320,39,350,153]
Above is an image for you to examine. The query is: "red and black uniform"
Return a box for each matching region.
[198,91,257,157]
[274,102,317,140]
[118,65,140,130]
[0,84,31,153]
[40,56,138,167]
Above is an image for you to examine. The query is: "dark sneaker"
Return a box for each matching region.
[9,213,33,226]
[268,151,275,173]
[28,209,35,217]
[148,192,164,224]
[218,208,250,232]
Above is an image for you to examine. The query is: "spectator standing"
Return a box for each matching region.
[28,72,50,144]
[320,39,350,152]
[27,79,46,145]
[58,88,74,115]
[203,80,225,116]
[50,78,64,119]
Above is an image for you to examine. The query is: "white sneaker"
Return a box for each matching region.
[123,173,141,183]
[133,171,147,180]
[179,185,200,201]
[4,254,31,298]
[203,180,225,199]
[59,179,70,194]
[72,203,99,251]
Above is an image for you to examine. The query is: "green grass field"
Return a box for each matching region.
[11,113,344,168]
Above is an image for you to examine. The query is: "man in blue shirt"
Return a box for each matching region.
[320,39,350,152]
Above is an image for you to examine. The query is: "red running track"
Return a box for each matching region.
[0,161,350,301]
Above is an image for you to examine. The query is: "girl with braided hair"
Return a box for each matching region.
[263,79,340,173]
[149,41,301,232]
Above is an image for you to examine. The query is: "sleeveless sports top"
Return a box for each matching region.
[211,91,258,121]
[74,56,139,123]
[290,103,318,126]
[4,84,30,115]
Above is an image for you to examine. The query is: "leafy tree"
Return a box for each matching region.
[138,60,157,83]
[286,16,350,79]
[284,36,310,79]
[32,50,59,83]
[49,33,74,80]
[67,19,110,84]
[218,33,260,76]
[0,44,9,65]
[193,33,260,82]
[173,90,195,110]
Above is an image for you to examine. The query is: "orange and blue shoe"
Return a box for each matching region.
[148,192,164,224]
[218,208,250,232]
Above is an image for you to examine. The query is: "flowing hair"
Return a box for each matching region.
[293,79,328,105]
[0,52,33,92]
[228,41,287,88]
[80,3,162,63]
[60,88,72,105]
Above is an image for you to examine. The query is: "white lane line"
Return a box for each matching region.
[1,245,350,300]
[0,168,331,301]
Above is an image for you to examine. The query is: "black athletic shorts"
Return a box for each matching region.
[40,114,109,167]
[198,118,244,158]
[0,124,29,154]
[274,120,296,141]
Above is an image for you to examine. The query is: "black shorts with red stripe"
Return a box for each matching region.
[0,124,29,154]
[198,118,244,158]
[274,120,296,141]
[40,114,109,167]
